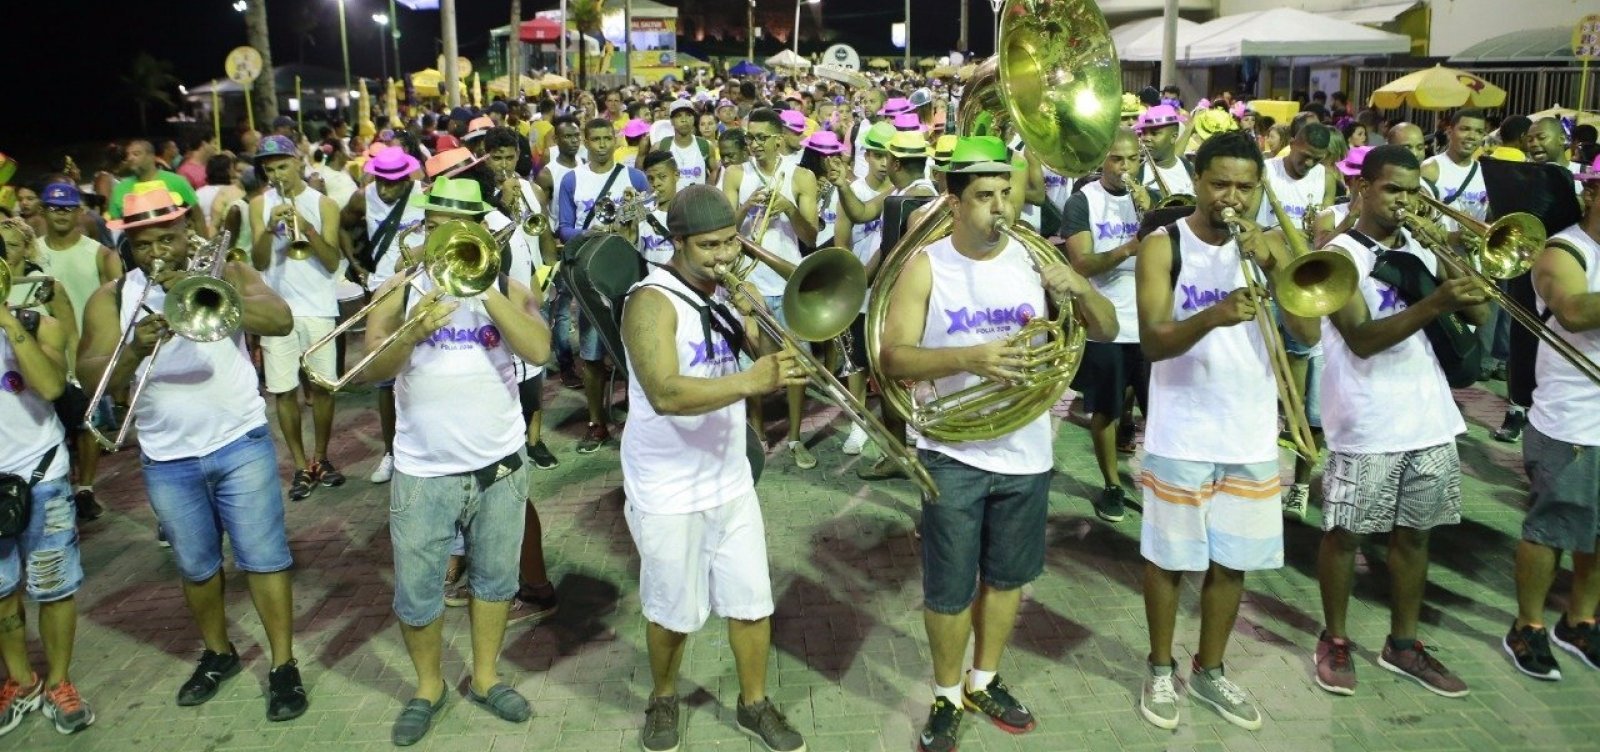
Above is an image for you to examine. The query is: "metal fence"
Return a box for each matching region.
[1352,66,1600,123]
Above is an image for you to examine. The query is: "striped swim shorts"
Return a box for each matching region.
[1139,453,1285,572]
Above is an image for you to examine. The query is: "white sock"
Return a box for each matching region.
[968,668,996,692]
[933,683,962,705]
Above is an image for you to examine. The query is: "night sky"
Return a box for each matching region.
[4,0,994,169]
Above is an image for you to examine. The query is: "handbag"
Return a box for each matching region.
[0,447,57,539]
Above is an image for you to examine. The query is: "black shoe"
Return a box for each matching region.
[1116,423,1137,453]
[1504,621,1562,681]
[289,470,316,502]
[577,423,610,453]
[917,697,963,752]
[1093,486,1127,523]
[1493,410,1527,443]
[962,674,1036,733]
[74,489,105,521]
[528,441,559,469]
[1552,616,1600,671]
[560,369,583,390]
[316,458,346,487]
[266,660,309,721]
[177,648,241,706]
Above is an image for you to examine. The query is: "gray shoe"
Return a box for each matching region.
[465,681,530,723]
[1139,660,1180,730]
[641,695,681,752]
[391,694,447,747]
[736,697,806,752]
[1282,484,1309,522]
[1188,663,1262,731]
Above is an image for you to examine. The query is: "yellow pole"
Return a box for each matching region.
[244,87,255,132]
[295,76,304,132]
[1580,59,1592,115]
[212,81,221,145]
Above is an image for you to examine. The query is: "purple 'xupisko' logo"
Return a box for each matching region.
[945,304,1036,335]
[422,324,502,351]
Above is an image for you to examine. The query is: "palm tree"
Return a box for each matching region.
[122,53,179,134]
[245,0,280,126]
[569,0,604,91]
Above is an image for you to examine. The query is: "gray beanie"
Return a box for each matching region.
[666,184,737,237]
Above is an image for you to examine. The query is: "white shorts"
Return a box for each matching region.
[261,317,336,394]
[1140,453,1285,572]
[624,490,775,634]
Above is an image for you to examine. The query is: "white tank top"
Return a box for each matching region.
[638,208,673,265]
[1144,220,1277,464]
[33,234,102,329]
[847,178,885,267]
[914,235,1052,474]
[1079,181,1141,344]
[569,163,638,232]
[1255,157,1327,230]
[118,269,266,461]
[667,137,710,187]
[1319,232,1464,453]
[1531,225,1600,445]
[817,183,842,247]
[393,275,524,477]
[1042,167,1072,221]
[195,185,223,228]
[1140,158,1196,199]
[262,186,338,317]
[364,181,425,291]
[486,191,546,383]
[1423,154,1489,231]
[546,156,583,211]
[0,333,68,480]
[736,160,801,296]
[620,267,754,513]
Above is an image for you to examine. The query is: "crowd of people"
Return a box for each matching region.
[1,62,1599,752]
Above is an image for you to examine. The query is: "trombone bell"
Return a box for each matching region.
[1274,250,1359,318]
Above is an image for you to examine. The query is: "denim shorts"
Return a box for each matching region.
[141,424,293,582]
[918,450,1051,614]
[389,452,528,627]
[1522,425,1600,554]
[576,307,605,362]
[0,478,83,602]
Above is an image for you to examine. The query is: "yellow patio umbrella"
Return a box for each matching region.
[928,64,957,78]
[471,72,483,107]
[385,77,399,119]
[1527,105,1600,128]
[1369,64,1507,110]
[918,57,938,69]
[488,74,540,97]
[539,73,574,91]
[357,78,371,127]
[867,58,891,70]
[956,63,978,79]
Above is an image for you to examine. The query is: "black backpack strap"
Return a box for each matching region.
[633,271,749,361]
[369,183,416,265]
[1164,223,1182,289]
[580,165,626,232]
[1440,160,1480,206]
[28,446,58,486]
[1548,238,1588,272]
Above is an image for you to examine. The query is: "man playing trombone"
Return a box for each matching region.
[358,176,551,746]
[1133,131,1322,732]
[879,137,1116,752]
[78,188,306,722]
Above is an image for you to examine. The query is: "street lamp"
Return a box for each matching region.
[793,0,819,56]
[232,1,246,12]
[373,12,391,82]
[333,0,353,123]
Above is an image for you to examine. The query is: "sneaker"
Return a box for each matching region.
[41,681,94,735]
[289,469,316,502]
[1282,484,1309,522]
[369,454,395,484]
[74,489,104,521]
[1139,661,1180,730]
[266,660,309,721]
[577,423,610,454]
[528,441,559,470]
[735,697,806,752]
[788,440,817,470]
[316,458,346,487]
[641,694,681,752]
[1313,631,1358,696]
[0,675,43,738]
[445,584,471,607]
[1504,622,1563,680]
[1552,617,1600,670]
[1493,409,1527,443]
[1378,640,1469,698]
[177,648,241,706]
[916,697,962,752]
[507,585,560,626]
[856,455,908,481]
[1093,486,1127,523]
[1188,662,1262,731]
[841,425,869,456]
[962,674,1035,734]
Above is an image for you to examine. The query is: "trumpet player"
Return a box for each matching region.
[1312,145,1486,699]
[1063,128,1151,523]
[1133,131,1321,731]
[1134,105,1196,200]
[879,137,1116,752]
[247,135,347,501]
[79,189,306,722]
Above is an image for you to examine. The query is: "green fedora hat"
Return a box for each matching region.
[937,136,1015,174]
[410,175,490,216]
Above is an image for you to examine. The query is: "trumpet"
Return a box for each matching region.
[272,180,314,260]
[83,231,244,452]
[497,169,549,236]
[743,186,780,243]
[593,190,656,228]
[716,238,939,501]
[0,265,55,310]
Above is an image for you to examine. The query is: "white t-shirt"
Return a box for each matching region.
[1422,154,1489,233]
[1531,224,1600,445]
[664,136,712,187]
[638,208,673,265]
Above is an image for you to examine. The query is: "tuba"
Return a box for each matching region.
[865,0,1121,443]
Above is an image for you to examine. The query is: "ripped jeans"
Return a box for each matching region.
[0,478,83,602]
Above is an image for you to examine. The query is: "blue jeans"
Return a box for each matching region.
[140,424,293,582]
[917,450,1051,614]
[543,277,577,373]
[0,477,82,602]
[389,453,528,627]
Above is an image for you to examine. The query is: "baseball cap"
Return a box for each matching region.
[41,182,82,207]
[253,135,299,162]
[669,99,696,116]
[487,101,509,115]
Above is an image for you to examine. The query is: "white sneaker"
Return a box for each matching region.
[369,454,395,484]
[841,424,869,455]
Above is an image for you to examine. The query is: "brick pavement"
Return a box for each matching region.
[5,377,1598,752]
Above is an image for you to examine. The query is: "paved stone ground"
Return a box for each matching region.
[5,373,1598,752]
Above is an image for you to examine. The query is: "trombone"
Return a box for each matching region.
[0,266,55,310]
[83,231,244,452]
[1400,199,1600,387]
[1223,181,1358,460]
[272,180,314,260]
[716,238,939,501]
[1138,143,1195,209]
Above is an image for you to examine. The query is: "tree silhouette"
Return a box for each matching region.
[570,0,604,91]
[245,1,280,127]
[122,53,179,134]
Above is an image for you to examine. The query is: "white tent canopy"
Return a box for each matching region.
[1110,17,1200,60]
[766,49,809,69]
[1122,8,1411,62]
